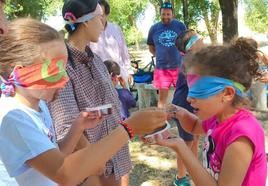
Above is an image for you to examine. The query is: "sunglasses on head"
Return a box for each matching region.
[161,2,172,9]
[176,29,196,53]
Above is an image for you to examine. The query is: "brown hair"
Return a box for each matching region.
[103,60,120,75]
[175,29,196,53]
[184,37,260,106]
[243,37,268,68]
[0,18,62,77]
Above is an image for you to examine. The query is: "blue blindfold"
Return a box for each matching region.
[187,76,246,99]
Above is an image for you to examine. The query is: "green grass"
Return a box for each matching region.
[129,140,177,186]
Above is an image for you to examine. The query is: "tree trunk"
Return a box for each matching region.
[204,16,218,44]
[170,0,175,16]
[219,0,238,43]
[181,0,189,27]
[128,15,134,26]
[150,0,163,18]
[134,24,140,51]
[209,30,218,44]
[202,2,220,44]
[135,38,140,51]
[158,0,163,6]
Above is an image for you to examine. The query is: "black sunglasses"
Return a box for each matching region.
[161,2,172,9]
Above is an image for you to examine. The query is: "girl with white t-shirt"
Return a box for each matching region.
[0,18,167,186]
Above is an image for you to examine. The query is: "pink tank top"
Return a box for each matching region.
[202,109,267,186]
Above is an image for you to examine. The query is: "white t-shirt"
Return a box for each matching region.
[0,97,58,186]
[90,22,134,82]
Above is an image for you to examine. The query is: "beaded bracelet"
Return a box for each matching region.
[119,121,134,140]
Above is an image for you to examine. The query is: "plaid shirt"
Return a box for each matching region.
[48,44,132,180]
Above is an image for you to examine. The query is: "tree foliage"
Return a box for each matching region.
[109,0,148,45]
[4,0,63,20]
[244,0,268,33]
[2,0,247,44]
[193,0,220,43]
[149,0,220,43]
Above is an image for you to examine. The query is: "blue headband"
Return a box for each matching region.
[188,76,246,99]
[185,35,200,51]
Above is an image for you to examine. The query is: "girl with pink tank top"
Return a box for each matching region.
[154,37,267,186]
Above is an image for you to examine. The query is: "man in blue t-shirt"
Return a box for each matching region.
[147,2,190,186]
[147,2,186,108]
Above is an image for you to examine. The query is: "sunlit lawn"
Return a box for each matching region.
[129,139,177,186]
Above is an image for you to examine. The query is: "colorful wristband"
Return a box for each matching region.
[119,121,134,140]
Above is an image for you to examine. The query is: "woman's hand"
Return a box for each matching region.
[128,74,134,85]
[118,76,127,89]
[125,107,167,135]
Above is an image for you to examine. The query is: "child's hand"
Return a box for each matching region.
[118,76,127,88]
[165,104,186,120]
[155,134,181,151]
[128,74,134,85]
[74,111,103,131]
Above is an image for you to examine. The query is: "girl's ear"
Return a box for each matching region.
[222,86,236,102]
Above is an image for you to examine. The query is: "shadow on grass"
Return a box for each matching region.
[130,139,177,160]
[129,162,177,186]
[129,139,178,186]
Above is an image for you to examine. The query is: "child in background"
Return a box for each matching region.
[245,38,268,110]
[104,60,136,120]
[157,37,267,186]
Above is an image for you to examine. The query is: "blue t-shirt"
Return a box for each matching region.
[116,88,136,120]
[0,97,57,186]
[147,19,186,69]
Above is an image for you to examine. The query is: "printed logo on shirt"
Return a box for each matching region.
[47,127,56,144]
[41,120,56,145]
[158,30,178,47]
[202,129,221,180]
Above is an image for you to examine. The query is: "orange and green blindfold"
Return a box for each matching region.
[10,56,69,89]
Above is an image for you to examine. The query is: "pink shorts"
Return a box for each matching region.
[153,68,179,89]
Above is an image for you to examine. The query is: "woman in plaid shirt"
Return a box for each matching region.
[49,0,142,185]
